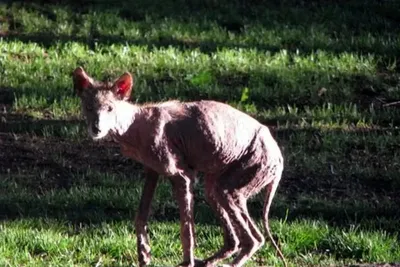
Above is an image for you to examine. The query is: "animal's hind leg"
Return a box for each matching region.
[212,156,270,266]
[214,192,263,267]
[200,175,240,267]
[236,197,265,249]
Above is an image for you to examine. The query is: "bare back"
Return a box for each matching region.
[114,100,278,177]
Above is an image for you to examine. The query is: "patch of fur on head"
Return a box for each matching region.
[72,67,134,140]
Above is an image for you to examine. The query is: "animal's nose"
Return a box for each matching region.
[92,124,100,135]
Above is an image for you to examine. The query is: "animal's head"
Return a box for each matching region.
[72,67,133,140]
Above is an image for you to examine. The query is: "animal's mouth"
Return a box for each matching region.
[91,132,109,140]
[91,134,105,140]
[88,127,109,140]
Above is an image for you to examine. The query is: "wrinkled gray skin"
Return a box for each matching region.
[72,67,287,267]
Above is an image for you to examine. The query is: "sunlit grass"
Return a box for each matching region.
[0,218,399,266]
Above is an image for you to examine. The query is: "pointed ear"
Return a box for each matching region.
[72,67,93,96]
[112,72,133,101]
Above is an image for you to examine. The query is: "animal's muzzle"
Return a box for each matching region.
[91,124,101,135]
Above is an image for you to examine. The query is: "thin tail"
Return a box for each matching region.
[263,177,288,267]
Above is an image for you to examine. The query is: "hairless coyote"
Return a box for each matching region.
[72,67,287,267]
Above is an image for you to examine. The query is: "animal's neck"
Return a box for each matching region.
[112,100,141,136]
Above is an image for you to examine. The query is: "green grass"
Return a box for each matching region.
[1,0,400,266]
[0,170,399,266]
[0,218,399,266]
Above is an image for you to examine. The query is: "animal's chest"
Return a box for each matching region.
[119,140,179,176]
[120,143,142,161]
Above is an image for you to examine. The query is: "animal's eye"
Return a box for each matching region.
[86,105,93,111]
[107,106,113,112]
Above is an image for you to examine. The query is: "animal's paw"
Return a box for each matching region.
[138,248,151,267]
[194,259,207,267]
[175,258,205,267]
[193,260,220,267]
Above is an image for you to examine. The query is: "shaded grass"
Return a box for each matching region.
[1,128,400,226]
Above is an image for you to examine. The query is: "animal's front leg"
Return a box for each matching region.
[170,174,196,267]
[135,168,159,267]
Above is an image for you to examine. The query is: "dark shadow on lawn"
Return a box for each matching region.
[0,112,85,136]
[7,0,400,31]
[0,115,399,234]
[1,1,400,60]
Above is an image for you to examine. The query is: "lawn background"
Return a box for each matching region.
[0,0,400,266]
